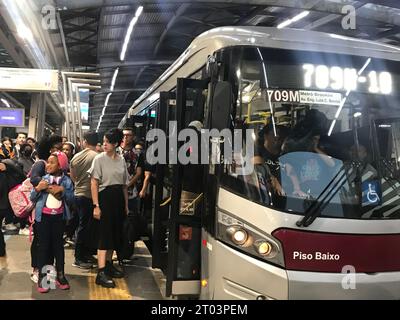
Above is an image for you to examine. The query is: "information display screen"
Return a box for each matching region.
[0,108,24,127]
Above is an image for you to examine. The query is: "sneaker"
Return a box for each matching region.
[65,237,75,246]
[72,260,92,270]
[84,255,97,265]
[3,223,17,231]
[37,274,49,293]
[56,272,70,290]
[18,227,30,236]
[30,269,39,284]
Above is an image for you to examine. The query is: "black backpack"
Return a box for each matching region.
[117,216,135,262]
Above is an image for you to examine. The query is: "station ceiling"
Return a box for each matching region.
[1,0,400,132]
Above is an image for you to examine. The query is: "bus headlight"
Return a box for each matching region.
[226,226,251,246]
[254,240,275,257]
[217,211,285,267]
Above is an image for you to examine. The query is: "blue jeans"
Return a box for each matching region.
[74,196,93,260]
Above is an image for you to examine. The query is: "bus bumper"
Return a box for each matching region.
[209,240,400,300]
[210,240,288,300]
[287,270,400,299]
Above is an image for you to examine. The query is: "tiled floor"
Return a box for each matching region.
[0,233,167,300]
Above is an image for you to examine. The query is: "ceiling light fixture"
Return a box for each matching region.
[1,98,11,108]
[277,11,309,29]
[120,6,144,61]
[110,68,119,91]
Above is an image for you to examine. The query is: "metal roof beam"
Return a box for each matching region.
[98,59,174,69]
[153,3,190,57]
[373,26,400,40]
[0,28,29,67]
[55,0,400,26]
[93,88,146,95]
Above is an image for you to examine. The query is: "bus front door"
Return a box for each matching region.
[166,78,209,298]
[152,92,175,272]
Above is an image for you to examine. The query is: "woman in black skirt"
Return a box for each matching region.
[89,128,129,288]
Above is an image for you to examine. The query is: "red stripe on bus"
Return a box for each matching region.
[272,228,400,273]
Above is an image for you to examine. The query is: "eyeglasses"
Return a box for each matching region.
[123,134,133,137]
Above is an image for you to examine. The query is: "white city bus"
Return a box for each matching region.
[120,27,400,299]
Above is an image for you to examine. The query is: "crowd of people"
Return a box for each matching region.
[0,128,149,292]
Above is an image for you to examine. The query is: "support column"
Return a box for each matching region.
[28,93,46,139]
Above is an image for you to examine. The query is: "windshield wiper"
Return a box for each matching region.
[296,162,358,227]
[380,158,400,196]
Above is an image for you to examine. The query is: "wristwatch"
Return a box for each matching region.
[93,203,100,208]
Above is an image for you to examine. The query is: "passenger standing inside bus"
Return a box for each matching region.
[282,109,336,197]
[89,128,129,288]
[253,123,288,196]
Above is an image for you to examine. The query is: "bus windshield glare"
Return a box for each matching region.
[222,47,400,221]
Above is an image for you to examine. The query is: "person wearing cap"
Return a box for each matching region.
[31,151,74,293]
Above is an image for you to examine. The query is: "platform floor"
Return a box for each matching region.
[0,233,167,300]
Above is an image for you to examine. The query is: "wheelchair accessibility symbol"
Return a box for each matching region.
[362,181,381,207]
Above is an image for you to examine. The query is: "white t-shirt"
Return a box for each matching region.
[88,152,129,192]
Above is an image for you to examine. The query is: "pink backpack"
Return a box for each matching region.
[8,178,35,219]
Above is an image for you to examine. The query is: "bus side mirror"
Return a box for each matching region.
[211,81,232,131]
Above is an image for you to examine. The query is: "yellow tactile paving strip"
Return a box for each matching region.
[88,275,133,300]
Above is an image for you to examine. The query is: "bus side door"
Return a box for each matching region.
[166,78,209,298]
[152,92,175,271]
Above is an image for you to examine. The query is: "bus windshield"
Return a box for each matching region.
[222,46,400,220]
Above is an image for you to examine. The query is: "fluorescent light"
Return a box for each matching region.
[353,112,362,118]
[292,11,310,22]
[1,99,11,108]
[104,93,112,107]
[110,68,119,91]
[120,6,144,61]
[277,11,309,29]
[135,6,143,17]
[277,20,292,29]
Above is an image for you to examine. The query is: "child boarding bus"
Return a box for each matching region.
[119,27,400,299]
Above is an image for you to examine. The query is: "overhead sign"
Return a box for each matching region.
[0,68,58,92]
[0,108,25,127]
[266,89,342,106]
